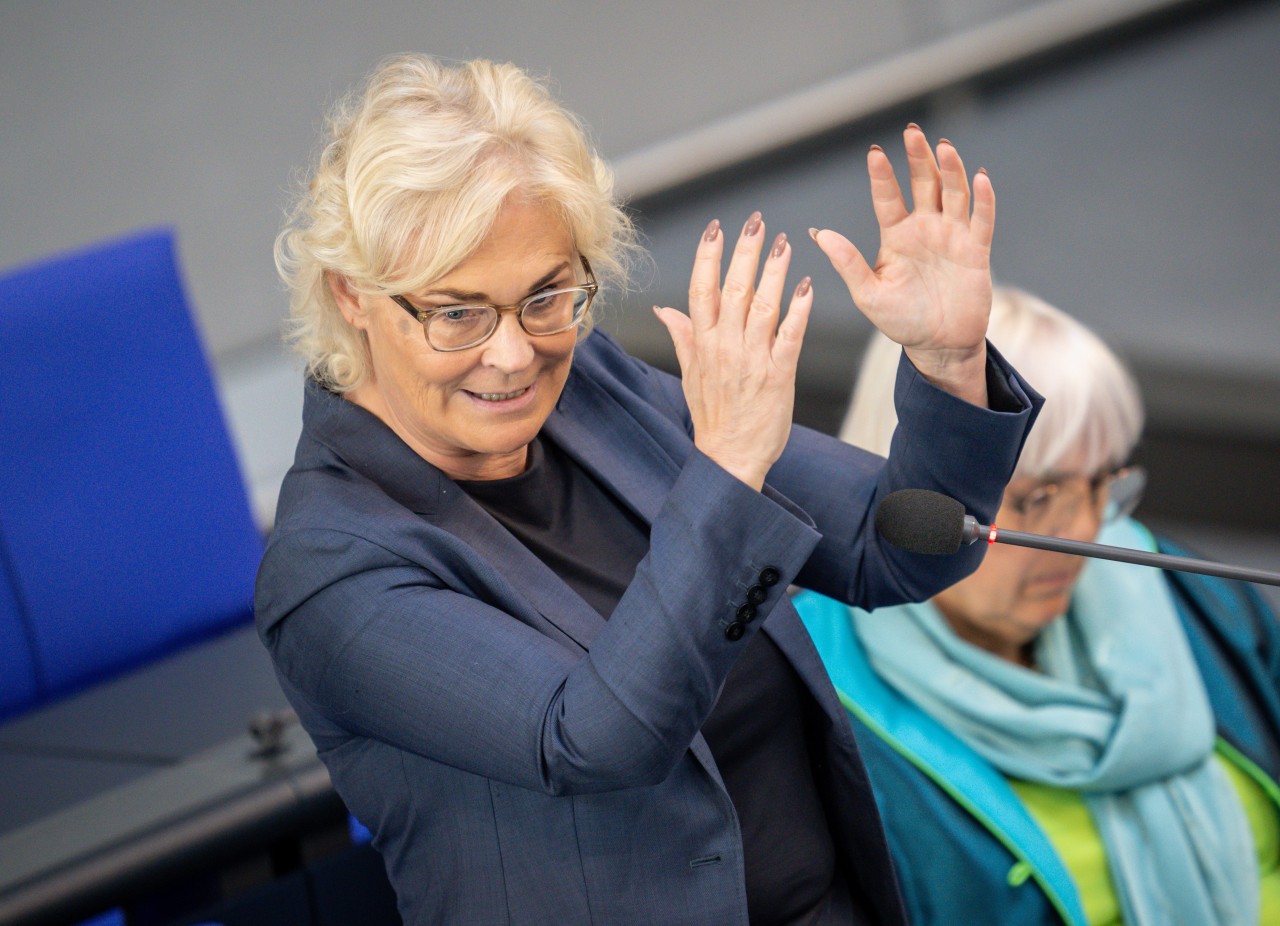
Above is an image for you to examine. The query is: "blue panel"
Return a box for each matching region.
[0,544,39,717]
[73,909,125,926]
[0,229,264,707]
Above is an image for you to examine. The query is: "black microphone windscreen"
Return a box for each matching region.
[875,489,966,555]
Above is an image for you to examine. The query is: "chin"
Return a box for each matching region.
[474,421,544,456]
[1027,603,1070,632]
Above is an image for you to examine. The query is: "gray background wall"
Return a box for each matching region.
[2,0,1276,596]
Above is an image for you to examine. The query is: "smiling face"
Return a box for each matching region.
[933,471,1105,666]
[331,196,581,481]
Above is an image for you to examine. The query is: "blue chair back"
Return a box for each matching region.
[0,557,39,713]
[0,229,264,719]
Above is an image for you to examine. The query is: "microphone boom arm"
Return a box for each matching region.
[962,517,1280,588]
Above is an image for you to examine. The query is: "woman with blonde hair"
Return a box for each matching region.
[257,54,1040,924]
[798,287,1280,925]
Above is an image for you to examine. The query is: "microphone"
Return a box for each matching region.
[876,488,1280,588]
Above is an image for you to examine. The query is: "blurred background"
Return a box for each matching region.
[3,0,1276,559]
[1,1,1277,922]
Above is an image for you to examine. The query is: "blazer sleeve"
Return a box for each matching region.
[257,447,821,797]
[585,331,1041,610]
[779,343,1039,607]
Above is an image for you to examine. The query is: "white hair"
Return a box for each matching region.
[840,287,1144,478]
[274,55,637,391]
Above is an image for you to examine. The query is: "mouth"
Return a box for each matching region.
[466,387,529,402]
[1025,572,1078,597]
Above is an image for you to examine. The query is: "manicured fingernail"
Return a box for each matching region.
[703,219,720,242]
[807,227,820,243]
[978,167,989,176]
[744,211,763,237]
[906,122,921,131]
[868,143,883,153]
[770,233,787,258]
[939,138,952,147]
[795,277,811,298]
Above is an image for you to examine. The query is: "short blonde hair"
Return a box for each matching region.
[841,287,1144,478]
[275,54,637,391]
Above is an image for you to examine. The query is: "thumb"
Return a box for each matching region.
[811,228,874,303]
[652,305,695,374]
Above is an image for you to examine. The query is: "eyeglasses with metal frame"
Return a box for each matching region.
[389,256,597,352]
[1008,465,1147,532]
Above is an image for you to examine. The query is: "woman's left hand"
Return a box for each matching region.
[811,124,994,407]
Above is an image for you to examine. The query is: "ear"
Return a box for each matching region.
[328,271,371,331]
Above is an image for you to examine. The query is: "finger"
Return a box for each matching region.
[903,123,942,213]
[652,305,695,373]
[772,276,813,372]
[867,144,909,229]
[972,168,996,250]
[688,219,724,332]
[810,227,875,305]
[719,211,765,326]
[937,139,971,223]
[744,232,790,350]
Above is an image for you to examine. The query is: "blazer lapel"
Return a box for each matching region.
[542,362,682,526]
[421,366,685,655]
[302,380,607,653]
[430,486,606,653]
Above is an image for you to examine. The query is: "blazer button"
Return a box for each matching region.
[758,566,781,587]
[745,585,767,606]
[736,604,757,623]
[724,621,746,641]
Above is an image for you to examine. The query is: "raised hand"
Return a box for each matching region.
[811,124,995,406]
[654,212,814,491]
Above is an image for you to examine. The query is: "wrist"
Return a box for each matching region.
[694,442,768,492]
[903,343,989,407]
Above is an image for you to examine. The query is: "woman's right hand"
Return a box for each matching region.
[653,212,814,491]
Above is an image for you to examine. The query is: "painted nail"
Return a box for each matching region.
[770,233,787,258]
[807,227,820,243]
[703,219,720,242]
[795,277,812,298]
[744,211,763,237]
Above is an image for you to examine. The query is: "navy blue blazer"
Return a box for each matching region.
[256,330,1039,925]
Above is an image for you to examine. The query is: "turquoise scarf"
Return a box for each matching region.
[852,518,1258,925]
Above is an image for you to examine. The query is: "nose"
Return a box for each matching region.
[479,312,535,372]
[1053,496,1103,543]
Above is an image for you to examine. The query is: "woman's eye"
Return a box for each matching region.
[439,307,479,323]
[1021,490,1051,515]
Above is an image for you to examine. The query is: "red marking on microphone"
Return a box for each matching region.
[987,524,999,545]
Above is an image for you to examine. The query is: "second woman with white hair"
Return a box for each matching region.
[797,288,1280,925]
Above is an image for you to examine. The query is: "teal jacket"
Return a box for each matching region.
[797,540,1280,926]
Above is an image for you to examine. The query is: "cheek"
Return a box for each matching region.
[536,336,576,378]
[365,312,414,364]
[965,547,1035,614]
[369,324,474,395]
[415,355,476,398]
